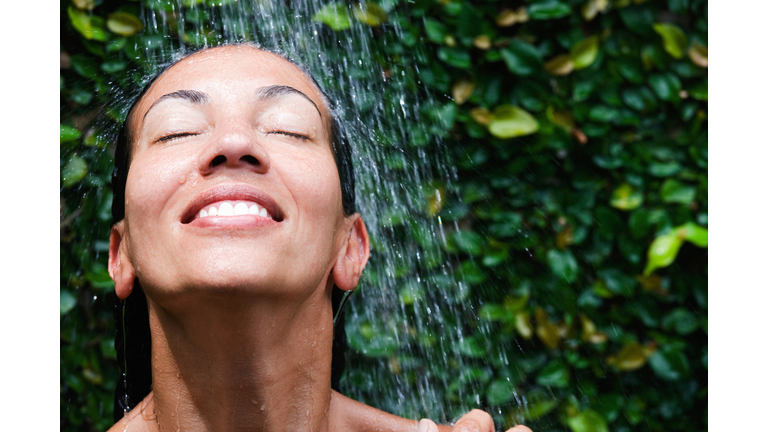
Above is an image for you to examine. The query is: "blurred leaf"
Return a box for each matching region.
[107,11,144,36]
[649,72,682,101]
[486,378,516,405]
[459,260,486,285]
[643,230,684,275]
[566,410,609,432]
[353,2,387,27]
[470,107,492,126]
[608,342,648,371]
[545,54,574,76]
[312,2,351,31]
[689,79,708,101]
[488,105,540,138]
[535,308,561,349]
[547,249,578,281]
[60,290,77,316]
[424,18,446,43]
[457,336,485,357]
[610,183,643,210]
[662,308,698,335]
[62,156,88,188]
[70,54,99,79]
[688,42,708,68]
[597,268,636,297]
[500,40,542,76]
[496,7,529,27]
[479,304,508,321]
[438,47,471,69]
[60,125,82,143]
[452,230,484,255]
[399,281,425,305]
[570,36,599,70]
[649,346,690,381]
[581,0,608,21]
[68,6,106,41]
[681,222,708,247]
[537,360,570,387]
[452,79,475,105]
[660,179,696,204]
[508,389,559,421]
[516,311,533,339]
[528,1,571,20]
[653,23,688,59]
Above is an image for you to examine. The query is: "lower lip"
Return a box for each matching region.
[186,215,279,229]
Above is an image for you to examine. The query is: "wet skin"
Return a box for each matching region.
[107,44,529,432]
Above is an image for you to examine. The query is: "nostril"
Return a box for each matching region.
[240,155,258,165]
[210,155,227,168]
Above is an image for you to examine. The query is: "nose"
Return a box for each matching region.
[198,120,270,175]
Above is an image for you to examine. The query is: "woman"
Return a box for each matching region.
[106,43,529,432]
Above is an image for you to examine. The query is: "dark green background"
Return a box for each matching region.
[60,0,707,430]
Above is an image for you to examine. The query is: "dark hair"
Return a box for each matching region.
[111,45,356,422]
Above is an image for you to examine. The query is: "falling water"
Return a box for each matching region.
[93,0,479,423]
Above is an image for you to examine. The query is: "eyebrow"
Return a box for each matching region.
[143,89,210,120]
[142,85,322,121]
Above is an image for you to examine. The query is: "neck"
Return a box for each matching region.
[146,283,336,432]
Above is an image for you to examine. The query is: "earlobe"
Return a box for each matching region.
[332,215,370,292]
[108,222,136,300]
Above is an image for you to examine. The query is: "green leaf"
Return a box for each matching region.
[511,389,559,420]
[653,23,688,59]
[457,336,485,357]
[437,47,471,69]
[479,304,509,322]
[106,37,127,53]
[681,222,708,247]
[452,230,484,255]
[68,6,94,40]
[610,183,643,210]
[60,290,77,316]
[536,360,570,387]
[648,72,682,101]
[60,125,82,143]
[570,36,599,70]
[500,40,542,76]
[459,260,486,285]
[648,162,681,177]
[107,11,144,37]
[528,2,572,20]
[597,268,636,296]
[312,3,351,31]
[70,54,99,79]
[689,79,708,101]
[399,281,425,305]
[353,2,387,27]
[101,59,128,73]
[662,308,699,335]
[649,346,690,381]
[62,156,88,188]
[643,230,684,275]
[660,179,696,204]
[424,18,446,44]
[486,378,516,405]
[566,410,609,432]
[488,105,539,139]
[588,105,620,123]
[547,249,578,281]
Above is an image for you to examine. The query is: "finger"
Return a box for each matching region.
[417,419,439,432]
[505,426,533,432]
[452,409,494,432]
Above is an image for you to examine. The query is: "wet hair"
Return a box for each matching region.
[111,44,356,422]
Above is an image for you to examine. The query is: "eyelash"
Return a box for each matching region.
[158,132,197,142]
[268,131,309,140]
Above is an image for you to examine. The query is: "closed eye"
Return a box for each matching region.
[268,131,309,140]
[157,132,198,142]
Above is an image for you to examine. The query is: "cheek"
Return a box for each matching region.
[124,150,195,225]
[278,149,342,219]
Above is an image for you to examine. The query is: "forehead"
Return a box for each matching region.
[131,46,330,133]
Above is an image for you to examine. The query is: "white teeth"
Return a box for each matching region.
[249,204,259,215]
[259,207,268,218]
[208,206,218,216]
[234,202,249,215]
[218,202,234,216]
[200,209,208,218]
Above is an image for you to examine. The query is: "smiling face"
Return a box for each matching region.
[111,46,364,306]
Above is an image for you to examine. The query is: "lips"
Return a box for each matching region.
[181,184,284,225]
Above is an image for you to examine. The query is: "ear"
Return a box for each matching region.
[108,221,136,300]
[332,214,370,292]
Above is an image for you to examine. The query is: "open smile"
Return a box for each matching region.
[181,184,285,227]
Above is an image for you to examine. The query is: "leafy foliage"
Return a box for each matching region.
[60,0,707,431]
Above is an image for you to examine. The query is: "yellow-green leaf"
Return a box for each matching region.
[469,107,492,126]
[60,125,82,143]
[681,222,708,247]
[610,183,643,210]
[107,12,144,37]
[643,230,684,275]
[570,36,599,70]
[653,23,688,60]
[62,156,88,188]
[68,6,93,39]
[545,54,574,76]
[451,79,475,105]
[488,105,539,139]
[312,2,351,31]
[608,342,649,371]
[566,410,609,432]
[353,2,387,27]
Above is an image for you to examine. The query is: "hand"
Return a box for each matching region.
[416,409,532,432]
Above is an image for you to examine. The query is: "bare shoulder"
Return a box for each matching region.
[106,393,158,432]
[328,391,452,432]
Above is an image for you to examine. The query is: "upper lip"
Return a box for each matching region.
[181,184,284,223]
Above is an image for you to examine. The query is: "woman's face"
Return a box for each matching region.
[117,46,348,303]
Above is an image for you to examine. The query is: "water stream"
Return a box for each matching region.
[104,0,477,423]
